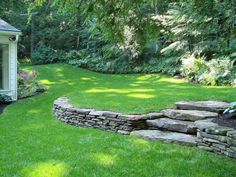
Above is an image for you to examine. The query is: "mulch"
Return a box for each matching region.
[0,103,11,114]
[213,114,236,129]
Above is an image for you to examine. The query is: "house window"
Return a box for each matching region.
[0,44,9,90]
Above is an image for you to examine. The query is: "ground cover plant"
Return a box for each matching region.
[0,64,236,177]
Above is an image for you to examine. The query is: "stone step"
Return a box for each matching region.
[161,109,218,121]
[175,101,230,113]
[194,118,218,131]
[130,130,197,146]
[146,118,197,134]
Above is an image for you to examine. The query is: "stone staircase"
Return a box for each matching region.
[130,101,229,146]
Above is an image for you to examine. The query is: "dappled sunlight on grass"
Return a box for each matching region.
[94,153,118,166]
[158,77,186,84]
[85,88,155,94]
[128,83,140,87]
[127,93,155,99]
[55,67,65,78]
[22,161,70,177]
[130,138,151,148]
[40,79,56,85]
[81,77,94,81]
[27,109,41,114]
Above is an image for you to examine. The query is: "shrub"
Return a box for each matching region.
[0,94,12,103]
[223,102,236,119]
[181,55,233,85]
[31,44,65,65]
[18,69,46,99]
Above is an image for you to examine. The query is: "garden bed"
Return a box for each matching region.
[213,117,236,129]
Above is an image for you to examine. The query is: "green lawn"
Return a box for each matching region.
[0,63,236,177]
[34,64,236,114]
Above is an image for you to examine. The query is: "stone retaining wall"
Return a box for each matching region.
[53,97,236,159]
[197,126,236,159]
[53,97,162,134]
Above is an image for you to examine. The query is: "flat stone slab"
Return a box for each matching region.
[175,101,230,113]
[130,130,197,146]
[205,126,234,136]
[147,112,164,119]
[161,109,218,121]
[194,118,218,131]
[227,130,236,139]
[147,118,197,134]
[118,115,147,121]
[102,111,121,118]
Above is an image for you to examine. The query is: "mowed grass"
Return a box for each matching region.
[37,64,235,114]
[0,63,236,177]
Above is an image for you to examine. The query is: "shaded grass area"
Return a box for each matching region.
[0,63,236,177]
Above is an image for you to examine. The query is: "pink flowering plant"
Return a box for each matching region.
[18,69,45,99]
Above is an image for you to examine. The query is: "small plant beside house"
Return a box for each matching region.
[17,69,45,99]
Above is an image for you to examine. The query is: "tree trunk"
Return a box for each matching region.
[30,16,35,58]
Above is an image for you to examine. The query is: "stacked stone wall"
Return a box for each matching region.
[197,126,236,159]
[53,97,159,134]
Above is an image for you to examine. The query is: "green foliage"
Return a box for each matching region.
[31,44,65,65]
[223,102,236,115]
[0,94,12,103]
[17,69,45,99]
[181,55,234,85]
[3,3,79,59]
[3,0,236,86]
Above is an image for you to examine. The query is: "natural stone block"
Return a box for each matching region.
[211,146,221,152]
[175,101,230,113]
[147,118,197,134]
[118,115,147,121]
[97,116,106,120]
[74,108,93,115]
[161,109,218,121]
[197,131,203,138]
[212,143,226,151]
[228,138,236,146]
[102,111,121,118]
[227,130,236,139]
[147,112,164,119]
[229,146,236,153]
[117,130,130,135]
[203,138,219,143]
[198,142,210,147]
[199,131,228,143]
[194,119,218,131]
[206,126,234,136]
[198,145,213,152]
[225,149,236,158]
[130,130,197,146]
[89,111,107,116]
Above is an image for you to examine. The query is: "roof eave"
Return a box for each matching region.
[0,30,22,36]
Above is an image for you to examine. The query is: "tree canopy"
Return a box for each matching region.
[1,0,236,85]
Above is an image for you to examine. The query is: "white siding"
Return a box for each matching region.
[0,35,18,100]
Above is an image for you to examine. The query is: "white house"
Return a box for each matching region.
[0,19,21,101]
